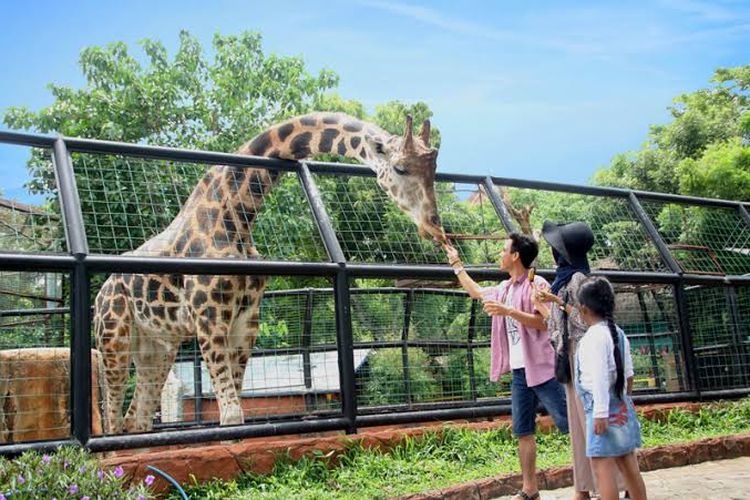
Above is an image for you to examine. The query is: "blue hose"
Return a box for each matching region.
[145,464,189,499]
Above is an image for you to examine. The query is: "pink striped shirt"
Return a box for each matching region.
[482,273,555,387]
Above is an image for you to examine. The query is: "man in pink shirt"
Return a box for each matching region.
[446,233,568,500]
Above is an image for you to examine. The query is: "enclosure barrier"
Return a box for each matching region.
[0,129,748,456]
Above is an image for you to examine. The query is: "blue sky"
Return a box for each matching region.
[1,0,749,204]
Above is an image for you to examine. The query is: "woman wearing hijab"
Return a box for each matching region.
[534,221,622,500]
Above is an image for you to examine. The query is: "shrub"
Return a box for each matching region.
[0,446,153,499]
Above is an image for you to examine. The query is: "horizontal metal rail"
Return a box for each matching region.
[83,254,339,275]
[0,129,745,210]
[85,417,350,453]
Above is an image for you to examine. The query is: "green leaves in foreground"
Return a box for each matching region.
[173,397,750,500]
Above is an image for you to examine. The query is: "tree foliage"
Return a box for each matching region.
[594,64,750,201]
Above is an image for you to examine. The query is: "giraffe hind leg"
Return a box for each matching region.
[124,336,179,433]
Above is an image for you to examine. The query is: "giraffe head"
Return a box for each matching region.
[370,115,446,244]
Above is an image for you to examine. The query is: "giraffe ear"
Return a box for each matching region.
[403,114,414,151]
[419,120,431,147]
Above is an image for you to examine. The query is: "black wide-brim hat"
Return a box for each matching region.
[541,220,595,268]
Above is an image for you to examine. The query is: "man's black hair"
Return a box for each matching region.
[508,232,538,269]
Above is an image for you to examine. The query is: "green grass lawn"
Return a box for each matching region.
[173,398,750,499]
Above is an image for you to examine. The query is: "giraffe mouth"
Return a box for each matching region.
[420,223,448,246]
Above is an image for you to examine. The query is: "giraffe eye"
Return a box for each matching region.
[393,165,408,176]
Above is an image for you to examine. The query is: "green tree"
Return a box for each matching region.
[2,30,444,266]
[594,63,750,197]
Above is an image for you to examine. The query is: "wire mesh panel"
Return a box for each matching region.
[640,199,750,275]
[72,154,327,261]
[613,284,684,393]
[0,145,65,254]
[91,273,339,434]
[314,175,504,264]
[497,186,668,272]
[685,285,749,391]
[350,279,500,410]
[0,270,101,444]
[0,271,66,349]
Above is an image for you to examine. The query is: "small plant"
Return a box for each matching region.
[0,446,154,499]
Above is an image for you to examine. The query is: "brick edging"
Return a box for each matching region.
[396,433,750,500]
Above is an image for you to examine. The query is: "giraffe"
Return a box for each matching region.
[94,112,446,433]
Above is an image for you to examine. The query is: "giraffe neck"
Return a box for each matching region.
[175,113,391,254]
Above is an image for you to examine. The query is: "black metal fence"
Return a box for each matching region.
[0,130,748,456]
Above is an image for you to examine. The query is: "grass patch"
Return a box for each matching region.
[171,398,750,499]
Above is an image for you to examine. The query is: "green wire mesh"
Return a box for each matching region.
[0,146,64,254]
[640,199,750,275]
[614,284,684,392]
[498,186,668,272]
[0,271,66,350]
[72,153,327,261]
[314,175,505,265]
[685,284,749,391]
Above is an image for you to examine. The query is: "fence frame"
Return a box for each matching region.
[0,129,749,455]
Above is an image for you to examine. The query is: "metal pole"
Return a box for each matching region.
[739,204,750,229]
[401,289,414,406]
[52,138,91,445]
[334,271,357,433]
[467,299,478,401]
[482,177,517,233]
[302,288,315,410]
[192,338,203,424]
[724,286,747,387]
[674,284,699,396]
[298,162,346,264]
[636,291,662,390]
[629,192,699,395]
[651,289,685,391]
[627,192,682,274]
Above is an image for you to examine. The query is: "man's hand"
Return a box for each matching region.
[594,417,608,435]
[483,300,512,317]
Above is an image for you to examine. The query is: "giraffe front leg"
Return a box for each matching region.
[198,321,244,426]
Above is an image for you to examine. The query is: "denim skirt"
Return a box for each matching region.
[577,389,642,458]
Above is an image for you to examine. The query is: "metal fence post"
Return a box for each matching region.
[298,162,356,430]
[627,192,699,396]
[482,177,517,233]
[740,204,750,229]
[673,285,699,395]
[725,286,748,387]
[401,289,415,406]
[302,288,315,410]
[52,138,91,446]
[334,271,357,433]
[467,299,479,401]
[192,339,203,424]
[636,291,662,390]
[298,162,346,263]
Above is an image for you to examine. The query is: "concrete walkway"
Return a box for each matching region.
[495,456,750,499]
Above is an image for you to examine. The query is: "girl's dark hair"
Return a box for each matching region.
[577,276,625,397]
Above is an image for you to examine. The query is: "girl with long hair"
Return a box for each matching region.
[575,276,647,500]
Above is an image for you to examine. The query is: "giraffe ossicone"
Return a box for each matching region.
[94,112,446,433]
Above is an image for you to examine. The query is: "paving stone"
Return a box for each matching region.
[493,456,750,500]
